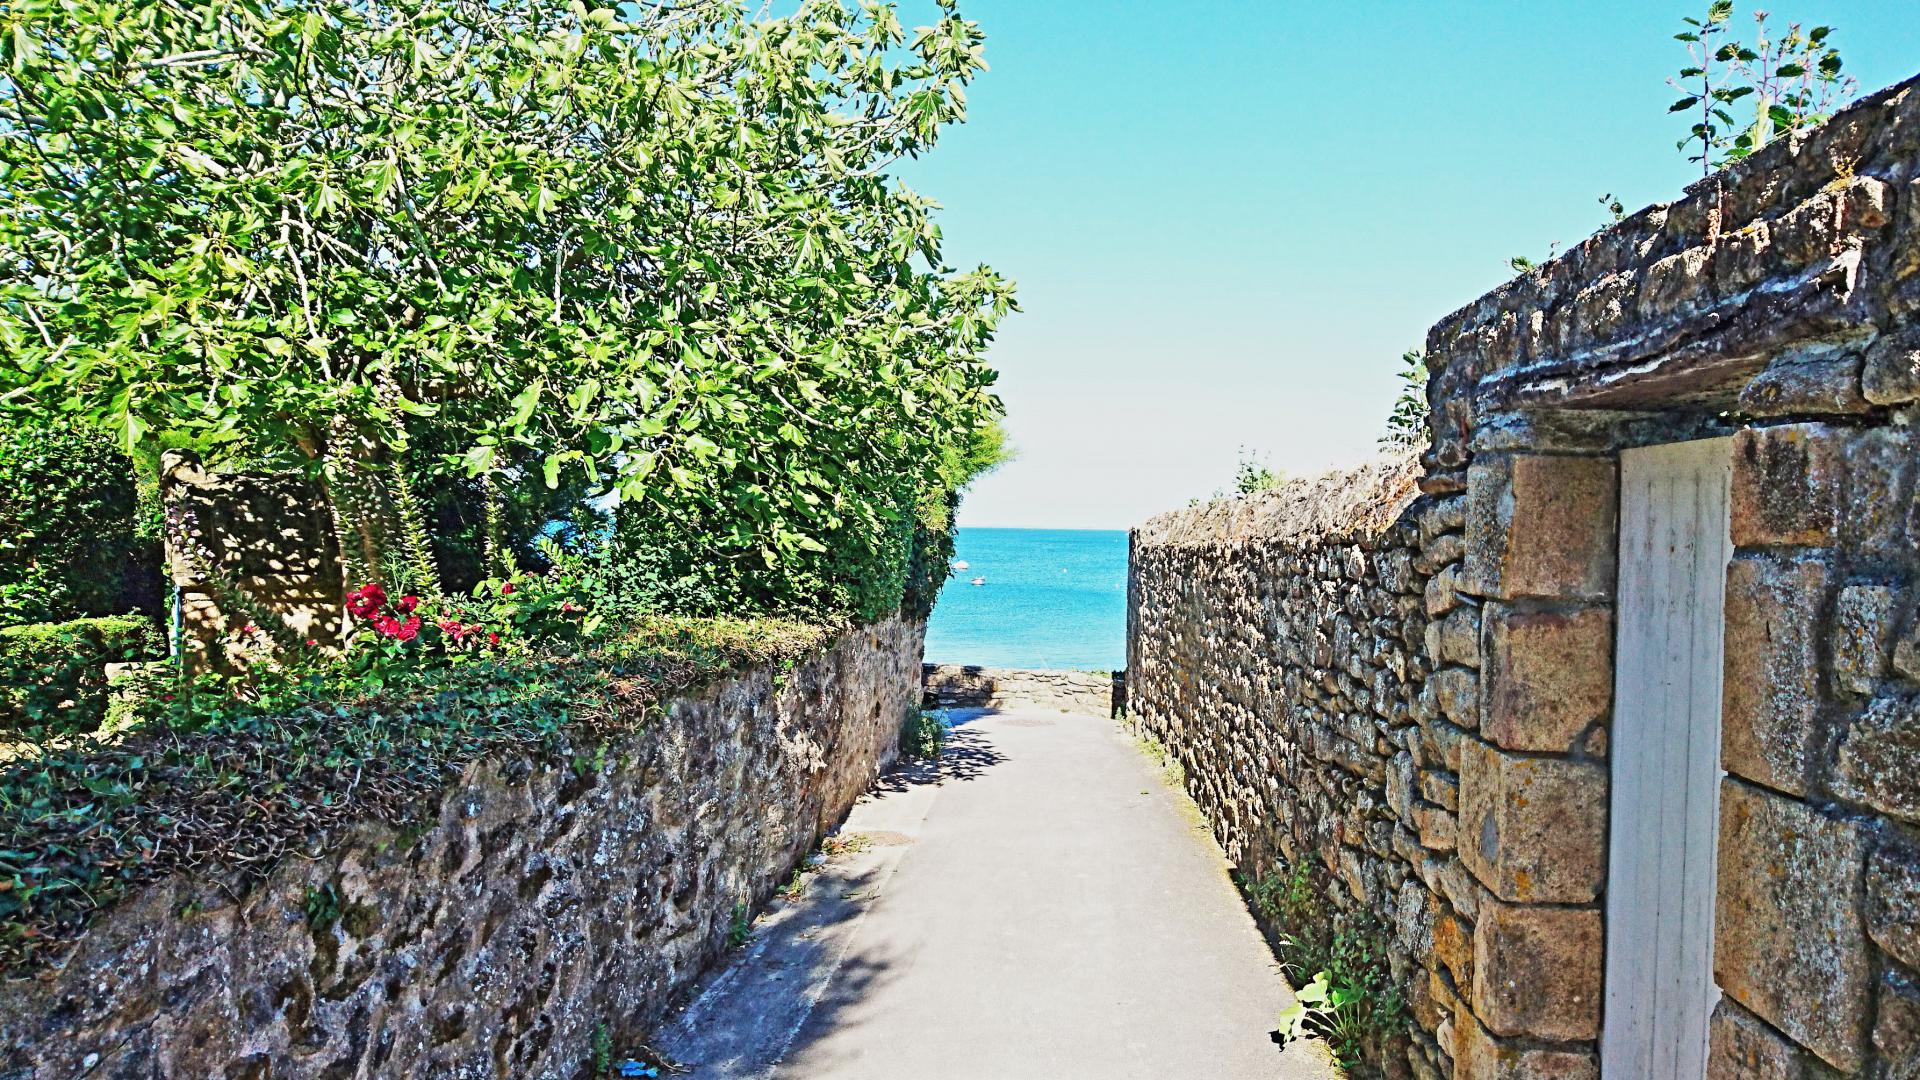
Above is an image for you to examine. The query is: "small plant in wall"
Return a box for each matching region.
[727,901,755,951]
[1379,349,1431,452]
[1669,2,1857,175]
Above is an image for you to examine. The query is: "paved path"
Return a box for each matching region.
[655,707,1337,1080]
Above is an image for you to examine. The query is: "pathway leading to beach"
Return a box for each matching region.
[654,706,1337,1080]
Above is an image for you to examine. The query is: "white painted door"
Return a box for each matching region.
[1602,437,1733,1080]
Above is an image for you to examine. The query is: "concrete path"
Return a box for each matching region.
[654,707,1338,1080]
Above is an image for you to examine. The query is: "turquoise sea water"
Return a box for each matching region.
[924,527,1128,671]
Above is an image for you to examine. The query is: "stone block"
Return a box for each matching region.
[1737,349,1871,417]
[1841,427,1920,556]
[1419,495,1467,543]
[1715,779,1871,1073]
[1707,997,1809,1080]
[1425,606,1481,668]
[1416,803,1458,853]
[1729,424,1844,548]
[1427,564,1463,616]
[1433,906,1474,994]
[1862,325,1920,405]
[1868,845,1920,971]
[1420,768,1460,811]
[1877,968,1920,1080]
[1458,739,1606,904]
[1721,555,1829,796]
[1429,667,1480,728]
[1832,585,1899,695]
[1481,605,1611,754]
[1471,899,1601,1042]
[1452,1010,1598,1080]
[1835,694,1920,824]
[1462,455,1617,603]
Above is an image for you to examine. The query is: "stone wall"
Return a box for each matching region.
[1131,73,1920,1080]
[922,663,1122,716]
[0,616,925,1079]
[1127,456,1452,1077]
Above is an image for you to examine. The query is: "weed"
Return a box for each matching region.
[1240,862,1406,1071]
[899,710,949,761]
[302,883,342,932]
[726,900,753,950]
[592,1022,613,1077]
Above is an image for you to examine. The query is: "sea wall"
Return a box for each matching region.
[1130,73,1920,1080]
[0,617,925,1079]
[922,663,1122,716]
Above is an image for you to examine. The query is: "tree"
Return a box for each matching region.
[1,0,1013,609]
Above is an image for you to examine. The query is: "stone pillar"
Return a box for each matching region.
[162,451,346,674]
[1450,451,1616,1080]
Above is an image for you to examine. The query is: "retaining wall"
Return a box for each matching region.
[921,663,1122,716]
[0,617,925,1079]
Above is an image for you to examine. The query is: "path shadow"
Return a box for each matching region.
[871,710,1006,793]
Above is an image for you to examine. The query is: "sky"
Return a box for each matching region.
[893,1,1920,530]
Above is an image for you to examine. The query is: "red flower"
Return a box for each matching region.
[500,581,515,596]
[372,613,401,637]
[238,623,257,635]
[346,582,388,619]
[306,638,319,647]
[397,595,420,614]
[436,618,462,636]
[393,615,421,642]
[487,631,501,646]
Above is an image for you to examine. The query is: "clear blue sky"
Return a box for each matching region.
[895,1,1920,530]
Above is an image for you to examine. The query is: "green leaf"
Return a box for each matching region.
[508,382,542,428]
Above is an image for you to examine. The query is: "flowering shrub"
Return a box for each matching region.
[338,572,595,667]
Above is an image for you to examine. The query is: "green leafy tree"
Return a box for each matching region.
[0,420,160,624]
[1,0,1013,614]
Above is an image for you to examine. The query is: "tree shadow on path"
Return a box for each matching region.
[871,708,1006,792]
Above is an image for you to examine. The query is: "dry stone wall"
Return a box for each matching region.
[1128,457,1464,1078]
[0,617,924,1080]
[921,663,1121,716]
[1132,73,1920,1080]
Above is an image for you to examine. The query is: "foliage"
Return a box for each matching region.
[0,612,829,971]
[1232,447,1283,496]
[1277,928,1406,1072]
[1379,349,1430,452]
[0,420,160,624]
[1242,860,1406,1072]
[0,615,165,736]
[900,709,950,761]
[1669,3,1857,175]
[727,900,754,950]
[1,0,1012,616]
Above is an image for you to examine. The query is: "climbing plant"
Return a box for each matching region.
[0,0,1013,614]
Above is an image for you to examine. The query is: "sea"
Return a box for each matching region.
[923,527,1129,671]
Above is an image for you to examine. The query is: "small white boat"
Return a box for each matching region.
[970,576,986,586]
[953,560,969,571]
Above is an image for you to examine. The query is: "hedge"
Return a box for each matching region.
[0,616,167,736]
